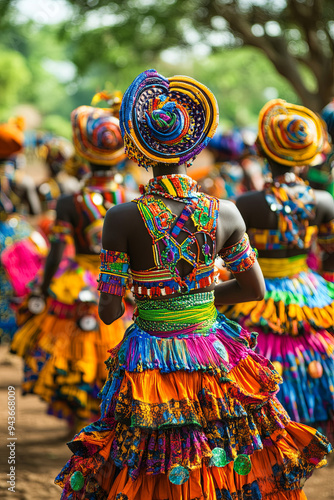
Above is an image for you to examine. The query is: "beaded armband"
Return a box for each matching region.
[318,220,334,253]
[97,249,131,296]
[49,220,73,243]
[218,233,257,273]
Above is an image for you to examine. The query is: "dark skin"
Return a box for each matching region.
[236,160,334,271]
[40,164,115,295]
[99,163,265,326]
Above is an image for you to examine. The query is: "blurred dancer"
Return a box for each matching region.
[56,70,330,500]
[0,119,47,342]
[320,100,334,197]
[37,136,79,209]
[221,99,334,437]
[11,100,128,430]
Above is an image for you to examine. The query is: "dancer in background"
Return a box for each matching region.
[320,100,334,197]
[11,99,128,430]
[37,136,80,208]
[56,70,330,500]
[36,136,84,244]
[221,99,334,438]
[0,118,47,342]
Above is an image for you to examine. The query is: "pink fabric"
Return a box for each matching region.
[1,239,43,296]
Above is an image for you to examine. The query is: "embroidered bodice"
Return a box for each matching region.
[247,173,334,253]
[130,187,219,296]
[49,174,126,253]
[248,225,318,251]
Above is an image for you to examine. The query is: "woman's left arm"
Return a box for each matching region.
[98,205,130,325]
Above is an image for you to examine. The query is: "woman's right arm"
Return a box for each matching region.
[214,202,265,306]
[214,262,265,305]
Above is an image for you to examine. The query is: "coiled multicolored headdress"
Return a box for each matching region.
[120,69,219,168]
[257,99,330,167]
[71,104,126,166]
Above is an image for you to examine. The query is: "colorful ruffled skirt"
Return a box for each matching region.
[55,291,331,499]
[0,214,47,341]
[221,256,334,435]
[11,254,127,427]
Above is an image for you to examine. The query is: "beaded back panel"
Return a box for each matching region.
[134,190,219,295]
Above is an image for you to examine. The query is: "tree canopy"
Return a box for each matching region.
[0,0,332,135]
[61,0,334,111]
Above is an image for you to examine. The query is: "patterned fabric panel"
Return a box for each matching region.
[248,225,317,251]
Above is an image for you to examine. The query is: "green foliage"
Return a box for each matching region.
[0,47,31,118]
[192,47,298,128]
[0,21,74,124]
[0,0,331,128]
[41,114,72,138]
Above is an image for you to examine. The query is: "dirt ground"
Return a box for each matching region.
[0,347,333,500]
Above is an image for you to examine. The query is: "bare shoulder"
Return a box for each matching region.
[314,189,334,222]
[217,199,246,249]
[102,201,139,251]
[55,194,76,221]
[236,190,263,210]
[314,189,334,206]
[104,201,138,220]
[56,193,75,209]
[219,199,244,224]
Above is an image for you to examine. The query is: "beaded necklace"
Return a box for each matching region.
[143,174,198,202]
[264,172,315,248]
[84,173,126,208]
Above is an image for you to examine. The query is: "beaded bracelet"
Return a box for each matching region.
[97,249,131,296]
[218,233,257,273]
[49,220,73,243]
[318,219,334,253]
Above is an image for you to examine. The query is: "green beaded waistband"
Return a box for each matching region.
[135,291,217,333]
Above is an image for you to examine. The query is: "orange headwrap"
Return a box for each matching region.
[0,118,25,159]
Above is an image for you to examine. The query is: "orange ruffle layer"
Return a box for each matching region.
[11,302,125,421]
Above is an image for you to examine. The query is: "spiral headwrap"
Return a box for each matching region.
[257,99,330,167]
[71,106,126,166]
[120,69,219,168]
[208,129,245,160]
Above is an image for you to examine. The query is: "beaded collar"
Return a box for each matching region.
[84,171,123,192]
[143,174,198,202]
[264,172,315,248]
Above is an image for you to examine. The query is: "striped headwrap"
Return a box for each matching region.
[119,69,219,168]
[257,99,330,167]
